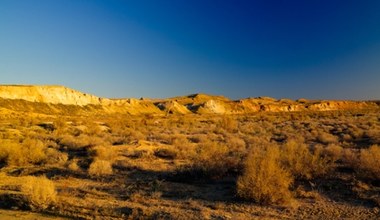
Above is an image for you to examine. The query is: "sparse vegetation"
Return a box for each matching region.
[0,99,379,219]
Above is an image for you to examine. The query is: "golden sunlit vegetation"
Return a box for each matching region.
[1,105,380,219]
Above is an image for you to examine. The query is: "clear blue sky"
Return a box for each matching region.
[1,0,380,100]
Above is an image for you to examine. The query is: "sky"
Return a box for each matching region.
[1,0,380,100]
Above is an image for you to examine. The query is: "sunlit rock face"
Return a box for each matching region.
[0,85,104,106]
[0,85,378,115]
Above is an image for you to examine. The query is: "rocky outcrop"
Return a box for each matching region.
[306,101,377,111]
[0,85,378,115]
[197,100,226,114]
[0,85,103,105]
[155,100,191,114]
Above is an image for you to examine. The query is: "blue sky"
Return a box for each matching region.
[1,0,380,100]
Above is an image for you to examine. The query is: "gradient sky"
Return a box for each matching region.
[1,0,380,100]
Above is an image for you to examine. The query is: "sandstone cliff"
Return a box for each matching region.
[0,85,378,115]
[0,85,103,105]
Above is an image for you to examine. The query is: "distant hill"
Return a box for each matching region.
[0,85,378,115]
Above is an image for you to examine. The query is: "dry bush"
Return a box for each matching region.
[21,176,57,210]
[171,134,189,146]
[219,116,238,132]
[317,131,339,144]
[83,122,105,136]
[192,142,237,178]
[324,144,343,162]
[280,140,311,179]
[45,148,68,166]
[67,159,80,171]
[59,134,107,150]
[52,117,67,135]
[22,138,47,164]
[237,145,294,205]
[0,139,47,166]
[88,159,113,177]
[341,148,358,167]
[90,145,118,161]
[280,140,335,180]
[0,140,21,165]
[176,141,239,180]
[310,145,335,177]
[225,135,246,153]
[357,145,380,180]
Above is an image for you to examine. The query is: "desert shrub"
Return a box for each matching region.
[324,144,343,162]
[317,131,339,144]
[0,140,20,165]
[59,134,107,150]
[45,148,68,166]
[280,140,335,180]
[0,139,47,166]
[280,140,312,179]
[21,176,57,210]
[309,145,335,177]
[21,138,47,164]
[176,141,239,180]
[225,135,246,152]
[219,116,238,132]
[90,145,118,161]
[237,145,293,205]
[341,148,358,167]
[88,159,113,177]
[192,142,237,178]
[83,122,105,136]
[67,159,80,171]
[357,145,380,180]
[52,118,67,135]
[171,134,189,146]
[175,142,197,159]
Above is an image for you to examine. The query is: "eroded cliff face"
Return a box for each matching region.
[0,85,103,105]
[0,85,378,115]
[0,85,162,115]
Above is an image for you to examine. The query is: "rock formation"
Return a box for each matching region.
[0,85,378,115]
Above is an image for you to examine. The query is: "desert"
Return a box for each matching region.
[2,1,380,219]
[0,85,379,219]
